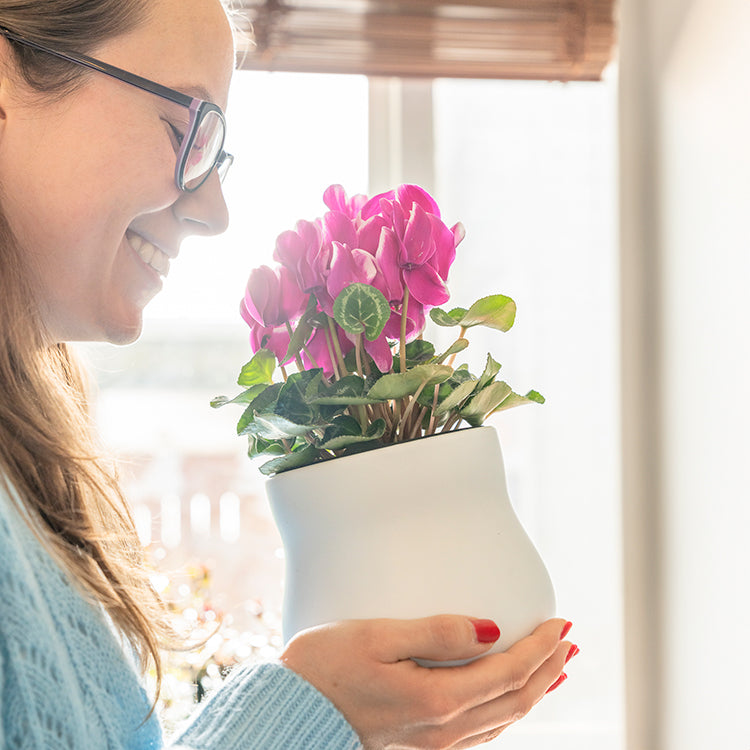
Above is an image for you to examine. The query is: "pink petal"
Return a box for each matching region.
[326,242,360,301]
[400,203,435,266]
[396,184,441,218]
[323,210,358,248]
[451,221,466,247]
[244,265,281,326]
[357,214,388,255]
[351,248,377,284]
[273,230,305,271]
[383,302,426,341]
[359,189,395,220]
[428,215,457,281]
[323,184,348,214]
[363,333,394,373]
[278,265,307,321]
[373,227,404,303]
[403,263,450,306]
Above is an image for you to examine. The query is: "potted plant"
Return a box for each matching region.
[213,184,555,658]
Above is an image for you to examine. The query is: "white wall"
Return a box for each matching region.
[620,0,750,748]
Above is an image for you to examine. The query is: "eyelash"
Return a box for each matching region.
[167,122,185,151]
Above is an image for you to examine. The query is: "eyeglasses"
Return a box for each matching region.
[0,27,233,192]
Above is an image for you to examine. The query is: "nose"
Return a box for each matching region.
[172,169,230,236]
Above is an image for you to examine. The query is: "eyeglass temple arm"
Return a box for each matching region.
[0,26,195,109]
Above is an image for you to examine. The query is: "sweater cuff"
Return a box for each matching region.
[171,662,362,750]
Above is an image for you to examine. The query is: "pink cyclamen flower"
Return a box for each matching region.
[301,325,354,378]
[239,307,293,364]
[242,264,306,328]
[359,184,461,307]
[273,220,331,297]
[382,299,426,343]
[325,242,378,312]
[323,184,368,219]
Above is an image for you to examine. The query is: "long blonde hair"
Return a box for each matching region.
[0,0,170,700]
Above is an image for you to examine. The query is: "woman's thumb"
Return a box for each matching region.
[386,615,501,663]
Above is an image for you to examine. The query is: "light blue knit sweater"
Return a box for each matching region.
[0,483,362,749]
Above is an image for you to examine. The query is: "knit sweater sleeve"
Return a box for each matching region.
[0,479,362,750]
[171,662,362,750]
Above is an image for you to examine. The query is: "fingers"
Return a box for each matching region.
[430,622,578,746]
[373,614,502,663]
[427,617,570,707]
[280,615,577,750]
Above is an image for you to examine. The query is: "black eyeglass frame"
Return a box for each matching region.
[0,26,233,192]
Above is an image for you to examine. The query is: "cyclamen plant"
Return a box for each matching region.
[213,184,543,475]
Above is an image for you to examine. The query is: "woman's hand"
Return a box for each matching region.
[280,616,577,749]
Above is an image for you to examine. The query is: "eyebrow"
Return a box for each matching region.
[174,84,217,104]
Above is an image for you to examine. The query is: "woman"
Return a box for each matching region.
[0,0,576,747]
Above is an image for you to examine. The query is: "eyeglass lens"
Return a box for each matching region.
[183,109,226,190]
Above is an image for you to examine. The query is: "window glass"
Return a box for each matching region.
[432,76,622,748]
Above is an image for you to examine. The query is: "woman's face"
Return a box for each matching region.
[0,0,235,343]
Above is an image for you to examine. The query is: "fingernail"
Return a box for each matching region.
[546,672,567,694]
[472,619,501,643]
[559,621,573,640]
[565,644,580,664]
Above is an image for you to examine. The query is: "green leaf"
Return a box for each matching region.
[434,377,479,416]
[276,370,324,426]
[309,374,381,406]
[477,354,502,391]
[236,383,283,435]
[333,283,391,341]
[367,363,453,400]
[491,389,546,413]
[434,337,469,364]
[459,295,517,332]
[247,434,286,459]
[459,381,514,426]
[210,383,269,409]
[404,339,435,366]
[259,445,323,476]
[283,300,317,363]
[248,412,318,440]
[430,306,467,327]
[318,418,386,450]
[237,349,277,387]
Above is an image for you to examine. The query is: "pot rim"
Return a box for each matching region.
[265,424,496,484]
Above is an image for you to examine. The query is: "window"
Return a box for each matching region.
[85,69,621,746]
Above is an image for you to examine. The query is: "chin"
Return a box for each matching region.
[104,320,144,346]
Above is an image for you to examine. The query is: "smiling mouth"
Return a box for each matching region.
[127,231,170,277]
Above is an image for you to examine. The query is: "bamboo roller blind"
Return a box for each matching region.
[232,0,617,81]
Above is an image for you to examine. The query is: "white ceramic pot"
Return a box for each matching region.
[266,426,556,661]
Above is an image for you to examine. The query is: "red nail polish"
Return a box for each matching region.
[546,673,567,694]
[565,644,580,664]
[559,621,573,640]
[472,619,501,643]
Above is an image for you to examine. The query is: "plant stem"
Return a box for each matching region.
[327,316,349,376]
[410,405,428,440]
[446,327,468,368]
[323,325,341,381]
[355,334,365,378]
[399,287,410,374]
[397,380,428,439]
[427,383,440,435]
[280,365,289,382]
[440,413,459,433]
[285,321,306,372]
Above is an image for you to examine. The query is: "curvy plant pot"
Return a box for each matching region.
[266,426,556,662]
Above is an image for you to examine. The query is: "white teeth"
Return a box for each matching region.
[149,249,170,276]
[128,231,170,277]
